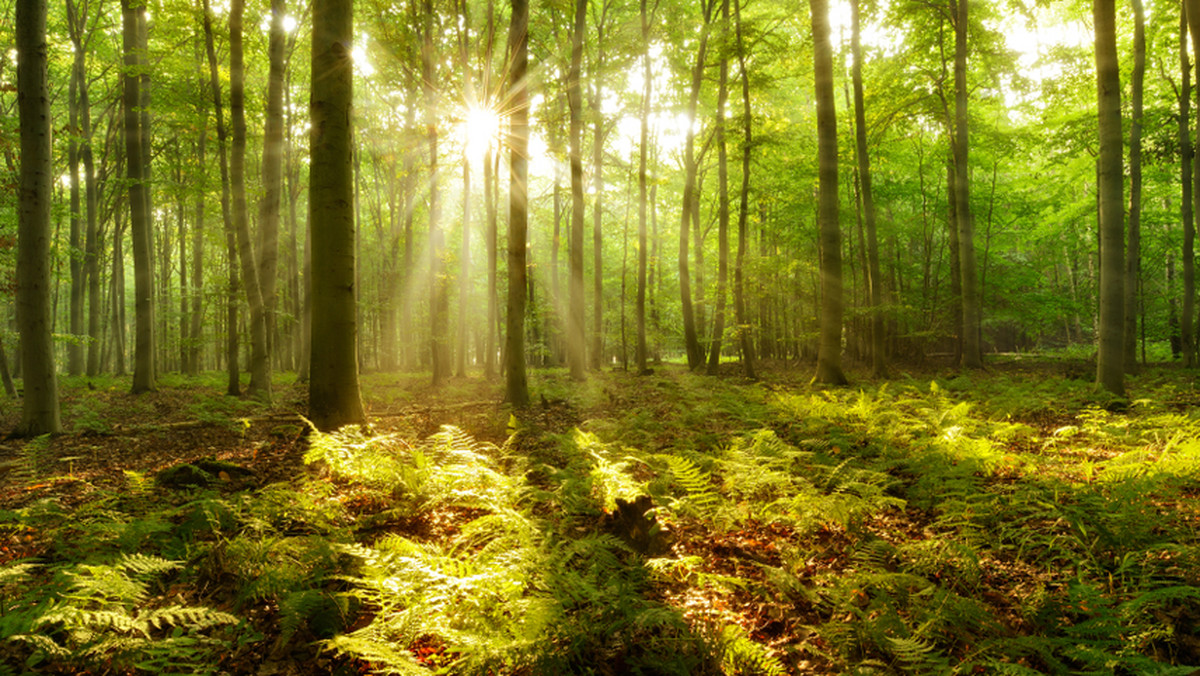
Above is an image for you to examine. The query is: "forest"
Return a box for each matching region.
[4,0,1200,673]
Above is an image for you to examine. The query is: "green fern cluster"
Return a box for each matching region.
[305,424,520,514]
[0,554,237,675]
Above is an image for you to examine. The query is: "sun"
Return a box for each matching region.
[458,102,503,164]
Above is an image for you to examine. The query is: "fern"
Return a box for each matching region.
[662,454,720,517]
[715,624,787,676]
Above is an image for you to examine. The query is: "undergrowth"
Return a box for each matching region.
[3,365,1200,674]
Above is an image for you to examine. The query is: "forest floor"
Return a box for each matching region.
[2,357,1200,675]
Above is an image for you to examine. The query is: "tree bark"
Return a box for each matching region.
[202,0,242,395]
[679,0,715,370]
[123,0,156,394]
[1123,0,1144,373]
[259,0,288,380]
[811,0,847,385]
[567,0,587,380]
[733,0,756,379]
[506,0,530,406]
[591,9,610,370]
[1181,7,1195,368]
[230,0,271,400]
[852,0,885,377]
[67,41,85,377]
[15,0,62,434]
[954,0,981,368]
[636,0,655,375]
[309,0,367,430]
[1096,0,1125,395]
[707,0,731,376]
[424,0,450,386]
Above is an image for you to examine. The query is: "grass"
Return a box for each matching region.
[2,361,1200,674]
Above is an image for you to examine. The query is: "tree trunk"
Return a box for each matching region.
[811,0,847,385]
[1122,0,1144,373]
[258,0,287,380]
[567,0,587,380]
[852,0,885,377]
[123,0,156,394]
[67,45,85,377]
[202,0,241,395]
[15,0,62,434]
[954,0,981,368]
[506,0,530,406]
[591,20,608,370]
[190,38,207,375]
[1096,0,1125,395]
[1181,7,1195,368]
[733,0,756,379]
[309,0,366,430]
[636,0,654,375]
[230,0,271,400]
[679,0,715,370]
[0,336,15,398]
[706,0,731,376]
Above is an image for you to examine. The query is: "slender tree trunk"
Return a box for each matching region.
[1123,0,1144,373]
[112,210,127,377]
[591,25,608,370]
[191,129,205,374]
[811,0,847,385]
[309,0,366,430]
[82,68,101,376]
[424,0,450,385]
[190,34,207,375]
[852,0,885,377]
[0,337,15,398]
[680,1,715,370]
[636,0,654,375]
[506,0,530,406]
[123,0,155,394]
[230,0,271,399]
[954,0,981,367]
[67,47,85,377]
[15,0,61,434]
[733,0,756,379]
[1096,0,1125,395]
[567,0,587,380]
[706,0,731,376]
[202,0,241,395]
[1181,7,1195,367]
[454,0,473,376]
[258,0,287,382]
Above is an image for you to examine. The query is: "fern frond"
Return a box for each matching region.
[717,624,788,676]
[662,455,720,515]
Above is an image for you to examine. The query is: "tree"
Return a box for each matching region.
[202,0,243,396]
[308,0,367,430]
[567,0,587,381]
[1181,6,1195,368]
[425,0,450,386]
[852,0,885,378]
[1123,0,1144,372]
[707,0,732,376]
[258,0,288,383]
[230,0,271,400]
[123,0,156,394]
[811,0,847,385]
[1095,0,1124,395]
[733,0,756,379]
[15,0,61,435]
[954,0,981,368]
[679,0,716,371]
[636,0,656,376]
[506,0,530,407]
